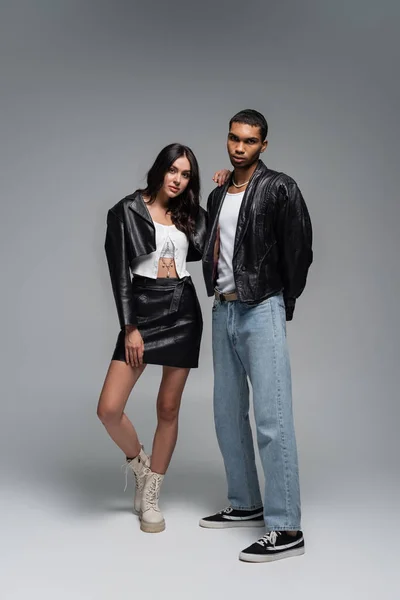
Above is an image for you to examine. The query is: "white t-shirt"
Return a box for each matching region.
[130,222,190,279]
[216,191,244,293]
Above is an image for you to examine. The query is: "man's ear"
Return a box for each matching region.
[261,140,268,153]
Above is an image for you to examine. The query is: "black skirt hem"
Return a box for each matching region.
[111,355,199,369]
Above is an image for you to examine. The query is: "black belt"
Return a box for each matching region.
[132,275,192,314]
[169,277,192,313]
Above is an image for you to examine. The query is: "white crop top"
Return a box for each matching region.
[130,222,190,279]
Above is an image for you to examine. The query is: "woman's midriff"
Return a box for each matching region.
[156,258,178,279]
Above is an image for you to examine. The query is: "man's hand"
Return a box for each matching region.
[125,326,144,367]
[213,169,231,186]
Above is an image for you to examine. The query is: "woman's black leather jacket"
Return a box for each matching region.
[105,190,207,329]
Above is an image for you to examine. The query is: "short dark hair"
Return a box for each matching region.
[141,143,200,236]
[229,109,268,141]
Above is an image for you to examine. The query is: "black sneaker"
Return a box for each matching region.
[239,530,305,562]
[199,506,264,529]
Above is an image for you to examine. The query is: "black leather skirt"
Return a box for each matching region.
[112,276,203,368]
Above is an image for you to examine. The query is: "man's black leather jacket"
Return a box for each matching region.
[202,160,313,320]
[105,190,207,329]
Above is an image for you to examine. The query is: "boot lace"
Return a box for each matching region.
[122,460,149,492]
[144,474,163,510]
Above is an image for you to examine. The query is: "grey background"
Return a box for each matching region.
[1,1,399,598]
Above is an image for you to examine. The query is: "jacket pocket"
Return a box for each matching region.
[259,240,276,265]
[255,241,277,297]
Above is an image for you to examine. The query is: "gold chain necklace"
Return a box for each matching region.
[232,178,249,188]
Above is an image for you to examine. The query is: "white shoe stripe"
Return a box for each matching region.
[266,537,304,551]
[223,512,263,521]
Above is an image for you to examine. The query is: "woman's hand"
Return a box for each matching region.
[125,326,144,367]
[212,169,231,187]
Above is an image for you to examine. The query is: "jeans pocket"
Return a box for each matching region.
[212,298,220,312]
[277,295,286,310]
[276,296,287,332]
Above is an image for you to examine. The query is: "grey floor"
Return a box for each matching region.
[1,445,398,599]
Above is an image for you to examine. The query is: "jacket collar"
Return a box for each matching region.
[213,159,267,210]
[127,190,153,225]
[233,160,268,256]
[210,161,267,258]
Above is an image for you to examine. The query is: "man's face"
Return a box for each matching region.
[227,122,267,169]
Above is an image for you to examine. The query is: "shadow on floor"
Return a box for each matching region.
[20,458,227,517]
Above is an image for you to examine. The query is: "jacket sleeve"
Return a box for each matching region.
[186,206,208,262]
[275,178,313,321]
[104,208,137,329]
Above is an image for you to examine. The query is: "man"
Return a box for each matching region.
[200,109,313,563]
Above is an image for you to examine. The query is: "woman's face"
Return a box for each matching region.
[162,156,191,198]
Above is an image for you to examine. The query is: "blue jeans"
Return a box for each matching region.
[212,293,301,531]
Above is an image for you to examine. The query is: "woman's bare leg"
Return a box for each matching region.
[150,366,190,474]
[97,360,147,458]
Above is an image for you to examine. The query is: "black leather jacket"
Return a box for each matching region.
[105,190,207,329]
[202,161,313,320]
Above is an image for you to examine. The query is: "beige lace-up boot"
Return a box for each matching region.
[140,471,165,533]
[125,448,151,514]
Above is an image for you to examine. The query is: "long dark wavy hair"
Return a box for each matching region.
[140,143,201,236]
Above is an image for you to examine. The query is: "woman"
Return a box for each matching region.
[97,143,228,533]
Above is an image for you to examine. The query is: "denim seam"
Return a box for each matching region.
[231,302,261,509]
[271,299,292,530]
[231,504,264,511]
[265,525,301,532]
[230,301,237,347]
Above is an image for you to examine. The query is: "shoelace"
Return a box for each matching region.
[218,507,233,515]
[122,462,134,492]
[144,475,162,510]
[122,461,149,492]
[257,531,281,547]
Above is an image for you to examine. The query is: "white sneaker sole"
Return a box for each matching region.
[199,519,265,529]
[239,546,305,563]
[140,518,166,533]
